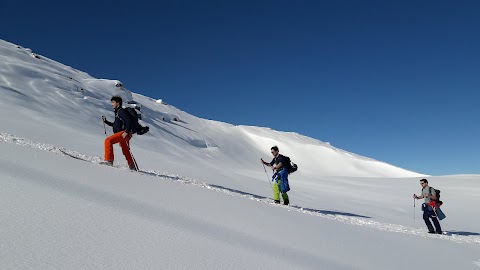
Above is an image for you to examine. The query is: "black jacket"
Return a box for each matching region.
[269,154,289,171]
[105,108,133,133]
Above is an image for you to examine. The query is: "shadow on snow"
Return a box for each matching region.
[209,184,372,219]
[446,230,480,236]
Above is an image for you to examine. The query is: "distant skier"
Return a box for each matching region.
[261,146,290,205]
[102,96,138,171]
[413,179,442,234]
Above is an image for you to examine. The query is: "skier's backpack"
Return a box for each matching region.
[283,155,298,174]
[123,107,149,135]
[429,187,442,205]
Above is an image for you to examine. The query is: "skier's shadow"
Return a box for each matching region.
[447,230,480,236]
[209,184,269,201]
[138,171,371,219]
[209,184,372,219]
[289,206,372,219]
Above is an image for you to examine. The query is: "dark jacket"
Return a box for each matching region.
[269,154,289,171]
[105,108,133,133]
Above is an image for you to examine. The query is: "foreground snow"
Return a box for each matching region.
[1,135,480,269]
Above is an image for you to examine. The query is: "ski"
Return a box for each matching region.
[58,149,136,170]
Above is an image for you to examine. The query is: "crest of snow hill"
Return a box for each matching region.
[0,39,422,177]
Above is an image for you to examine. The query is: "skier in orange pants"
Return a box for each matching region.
[102,96,138,171]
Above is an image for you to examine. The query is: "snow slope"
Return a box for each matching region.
[0,39,420,179]
[1,39,480,269]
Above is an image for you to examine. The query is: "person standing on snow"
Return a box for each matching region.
[261,146,290,205]
[413,179,442,234]
[102,96,138,171]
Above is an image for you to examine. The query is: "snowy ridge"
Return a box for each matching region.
[2,132,478,245]
[0,38,422,178]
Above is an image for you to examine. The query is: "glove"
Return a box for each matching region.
[272,172,278,182]
[102,116,107,122]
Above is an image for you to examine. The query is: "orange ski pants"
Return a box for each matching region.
[104,131,133,166]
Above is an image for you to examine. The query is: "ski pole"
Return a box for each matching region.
[102,117,107,138]
[261,160,273,189]
[414,197,416,226]
[125,139,139,171]
[433,206,446,235]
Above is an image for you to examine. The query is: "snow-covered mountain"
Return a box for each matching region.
[0,39,420,180]
[1,39,479,269]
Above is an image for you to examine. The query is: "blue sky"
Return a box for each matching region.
[2,1,480,175]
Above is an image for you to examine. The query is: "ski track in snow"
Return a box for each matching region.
[1,131,479,246]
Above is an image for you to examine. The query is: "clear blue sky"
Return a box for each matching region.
[2,0,480,175]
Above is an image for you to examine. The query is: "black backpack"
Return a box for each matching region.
[429,187,442,204]
[124,107,149,135]
[283,155,298,174]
